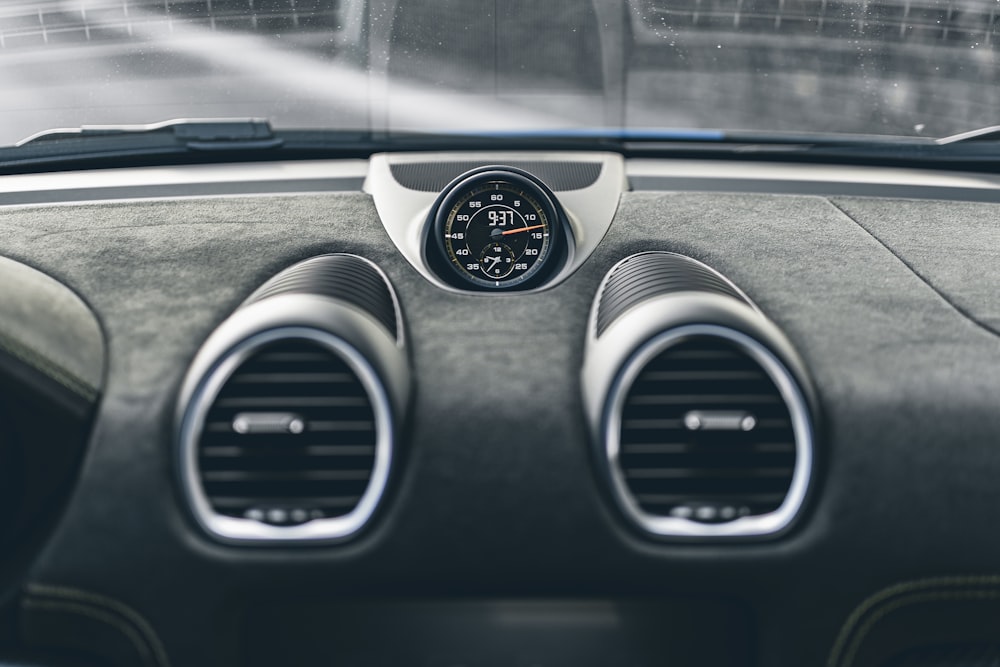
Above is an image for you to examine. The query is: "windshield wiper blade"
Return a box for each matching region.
[15,118,283,151]
[936,125,1000,145]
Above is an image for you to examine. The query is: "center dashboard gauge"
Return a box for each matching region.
[426,167,570,290]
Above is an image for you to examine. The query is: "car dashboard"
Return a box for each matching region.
[0,152,999,667]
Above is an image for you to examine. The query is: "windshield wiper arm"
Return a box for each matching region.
[15,118,283,151]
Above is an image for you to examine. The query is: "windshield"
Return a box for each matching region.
[1,0,996,146]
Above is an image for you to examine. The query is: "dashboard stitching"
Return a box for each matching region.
[827,575,1000,667]
[825,198,1000,338]
[24,584,172,667]
[22,599,158,666]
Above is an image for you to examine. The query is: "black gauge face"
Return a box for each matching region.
[437,175,556,289]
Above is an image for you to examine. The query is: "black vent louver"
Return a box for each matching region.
[617,335,796,524]
[197,338,377,527]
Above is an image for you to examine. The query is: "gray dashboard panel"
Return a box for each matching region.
[0,182,997,665]
[831,196,1000,335]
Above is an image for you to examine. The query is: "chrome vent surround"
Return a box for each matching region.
[584,252,814,539]
[198,337,380,527]
[178,254,407,544]
[610,327,809,535]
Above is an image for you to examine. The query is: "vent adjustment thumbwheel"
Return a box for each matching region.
[177,255,409,544]
[582,252,817,539]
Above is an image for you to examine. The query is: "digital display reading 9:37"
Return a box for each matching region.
[441,181,552,287]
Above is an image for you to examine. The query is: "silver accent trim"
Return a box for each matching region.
[178,326,394,543]
[365,152,626,294]
[626,159,1000,191]
[0,160,368,203]
[603,324,813,538]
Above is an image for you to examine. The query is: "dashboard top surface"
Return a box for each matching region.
[0,155,998,666]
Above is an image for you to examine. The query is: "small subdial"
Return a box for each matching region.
[478,243,517,279]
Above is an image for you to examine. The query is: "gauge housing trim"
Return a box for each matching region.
[365,151,626,295]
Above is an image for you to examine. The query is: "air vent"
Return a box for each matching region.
[178,254,407,544]
[180,325,398,543]
[605,326,812,538]
[197,337,378,528]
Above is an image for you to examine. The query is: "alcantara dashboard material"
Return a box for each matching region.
[0,187,999,666]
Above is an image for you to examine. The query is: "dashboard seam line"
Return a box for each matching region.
[825,198,1000,339]
[22,599,157,667]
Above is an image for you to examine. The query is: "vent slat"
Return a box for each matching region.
[203,470,373,482]
[201,445,377,457]
[204,479,370,496]
[636,493,786,505]
[195,339,379,525]
[616,336,800,523]
[624,467,794,479]
[230,372,357,384]
[628,393,782,406]
[623,417,791,430]
[209,496,363,510]
[649,349,742,361]
[308,420,376,432]
[622,442,795,454]
[252,351,335,363]
[216,396,369,408]
[640,370,766,381]
[205,420,375,433]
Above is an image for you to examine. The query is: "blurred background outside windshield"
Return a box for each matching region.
[0,0,997,146]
